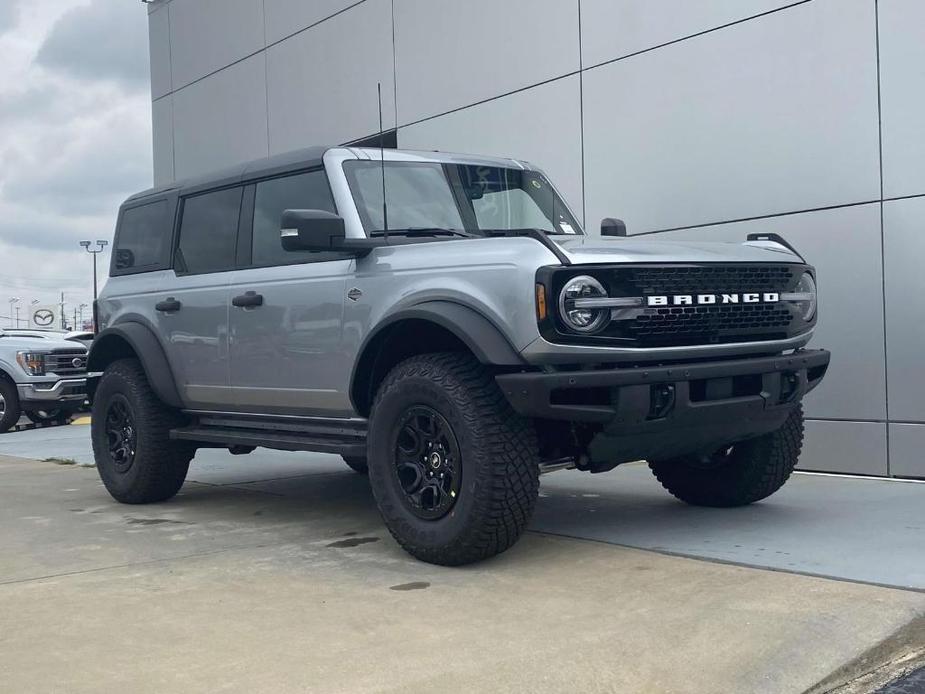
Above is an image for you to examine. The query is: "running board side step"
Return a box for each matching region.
[170,415,367,457]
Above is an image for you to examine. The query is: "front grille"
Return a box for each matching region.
[630,303,794,340]
[46,349,88,376]
[541,263,812,348]
[608,265,802,347]
[619,265,795,295]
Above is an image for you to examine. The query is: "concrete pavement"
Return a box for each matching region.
[1,451,924,693]
[2,421,923,589]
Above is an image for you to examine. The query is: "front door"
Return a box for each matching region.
[228,169,355,417]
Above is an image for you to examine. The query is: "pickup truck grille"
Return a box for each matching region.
[46,349,88,376]
[607,265,802,347]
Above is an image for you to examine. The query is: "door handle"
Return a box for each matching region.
[232,291,264,308]
[155,297,182,313]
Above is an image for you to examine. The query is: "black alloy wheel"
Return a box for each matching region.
[392,405,462,520]
[367,353,541,566]
[105,394,137,473]
[91,358,192,504]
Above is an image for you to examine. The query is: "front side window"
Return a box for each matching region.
[343,161,581,236]
[252,170,337,266]
[176,187,242,274]
[113,200,169,272]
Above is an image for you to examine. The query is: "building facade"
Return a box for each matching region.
[146,0,924,478]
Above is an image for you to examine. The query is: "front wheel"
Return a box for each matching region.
[0,379,21,433]
[367,353,540,566]
[648,406,804,507]
[91,359,193,504]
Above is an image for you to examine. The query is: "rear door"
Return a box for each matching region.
[228,169,354,417]
[154,186,242,410]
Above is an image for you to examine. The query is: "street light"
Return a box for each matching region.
[79,240,109,302]
[7,297,19,328]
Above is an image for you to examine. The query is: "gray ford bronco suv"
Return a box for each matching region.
[89,146,829,565]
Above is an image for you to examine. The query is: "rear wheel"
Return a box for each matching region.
[0,379,21,433]
[26,407,76,425]
[367,353,540,566]
[341,455,368,474]
[648,406,804,507]
[91,359,193,504]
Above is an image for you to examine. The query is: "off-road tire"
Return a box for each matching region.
[341,455,368,474]
[648,406,804,507]
[0,378,21,433]
[92,358,193,504]
[367,353,540,566]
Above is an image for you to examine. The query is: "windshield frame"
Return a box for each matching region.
[341,159,584,238]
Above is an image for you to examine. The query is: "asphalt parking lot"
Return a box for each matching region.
[1,421,923,692]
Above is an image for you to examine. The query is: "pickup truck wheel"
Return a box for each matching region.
[91,359,193,504]
[0,379,21,433]
[25,408,75,424]
[367,353,540,566]
[648,406,804,507]
[341,456,368,474]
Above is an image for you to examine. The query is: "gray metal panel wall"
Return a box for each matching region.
[148,0,925,477]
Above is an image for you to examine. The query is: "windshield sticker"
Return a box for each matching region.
[531,179,542,189]
[559,222,576,234]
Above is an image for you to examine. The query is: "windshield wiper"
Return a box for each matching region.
[369,227,473,238]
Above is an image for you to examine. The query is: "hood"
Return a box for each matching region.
[0,334,88,352]
[553,236,803,265]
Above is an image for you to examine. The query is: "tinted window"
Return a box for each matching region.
[114,200,169,272]
[176,187,242,274]
[252,170,337,266]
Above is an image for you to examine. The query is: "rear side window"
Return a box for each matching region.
[113,200,170,273]
[251,170,337,267]
[176,187,243,274]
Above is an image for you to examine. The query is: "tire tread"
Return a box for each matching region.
[92,359,191,504]
[648,406,804,507]
[369,353,539,566]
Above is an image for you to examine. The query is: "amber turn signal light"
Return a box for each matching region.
[535,283,547,321]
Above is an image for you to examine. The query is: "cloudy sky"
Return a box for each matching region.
[0,0,152,327]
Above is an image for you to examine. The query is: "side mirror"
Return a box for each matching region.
[601,218,627,237]
[280,209,346,252]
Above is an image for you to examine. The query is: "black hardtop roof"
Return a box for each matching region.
[124,146,332,205]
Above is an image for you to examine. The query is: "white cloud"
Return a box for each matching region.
[0,0,151,324]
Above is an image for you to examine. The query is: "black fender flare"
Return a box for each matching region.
[349,301,524,412]
[88,323,183,408]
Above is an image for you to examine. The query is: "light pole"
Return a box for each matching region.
[79,240,109,302]
[78,303,88,329]
[8,297,19,328]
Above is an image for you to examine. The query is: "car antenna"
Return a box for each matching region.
[378,82,389,244]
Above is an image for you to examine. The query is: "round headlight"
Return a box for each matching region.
[558,275,610,333]
[793,272,817,321]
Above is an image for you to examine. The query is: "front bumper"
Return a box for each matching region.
[18,378,88,407]
[496,349,830,469]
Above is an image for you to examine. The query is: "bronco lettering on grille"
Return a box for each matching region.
[646,292,780,307]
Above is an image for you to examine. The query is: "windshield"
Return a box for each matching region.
[343,161,583,236]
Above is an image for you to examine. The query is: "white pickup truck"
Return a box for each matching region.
[0,329,88,431]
